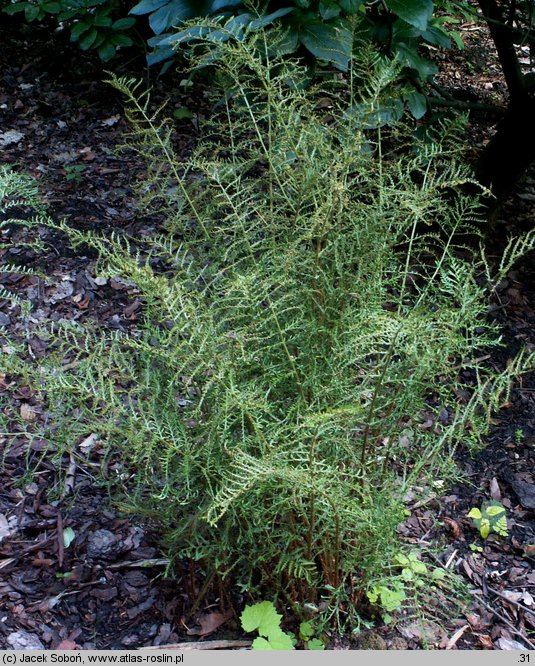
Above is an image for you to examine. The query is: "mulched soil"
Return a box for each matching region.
[0,16,534,651]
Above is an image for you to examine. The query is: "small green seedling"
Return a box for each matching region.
[240,601,295,650]
[467,500,508,539]
[367,551,447,623]
[173,107,194,121]
[367,584,406,613]
[64,165,86,183]
[395,551,427,584]
[298,621,325,650]
[515,428,524,444]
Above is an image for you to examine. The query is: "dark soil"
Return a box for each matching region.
[0,17,534,651]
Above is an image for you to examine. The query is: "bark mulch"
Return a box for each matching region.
[0,17,534,650]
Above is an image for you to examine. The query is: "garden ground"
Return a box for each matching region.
[0,18,534,650]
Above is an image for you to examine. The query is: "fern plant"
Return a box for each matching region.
[4,27,534,624]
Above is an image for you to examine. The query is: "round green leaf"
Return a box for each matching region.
[240,601,282,637]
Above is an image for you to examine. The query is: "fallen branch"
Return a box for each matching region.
[140,640,252,650]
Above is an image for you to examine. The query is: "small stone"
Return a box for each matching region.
[0,312,10,326]
[355,630,387,650]
[86,529,118,559]
[7,631,45,650]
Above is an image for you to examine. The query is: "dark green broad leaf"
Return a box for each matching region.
[130,0,241,19]
[42,2,61,13]
[338,0,364,13]
[79,27,98,49]
[319,0,341,20]
[3,2,29,14]
[267,26,299,56]
[392,17,450,48]
[422,24,451,48]
[210,0,243,11]
[396,43,437,79]
[348,95,404,128]
[112,17,137,30]
[149,25,211,47]
[24,4,41,21]
[385,0,433,31]
[130,0,176,16]
[111,32,134,46]
[92,32,108,48]
[70,20,91,39]
[298,19,353,71]
[404,89,427,118]
[58,8,80,19]
[249,7,294,28]
[149,3,192,34]
[98,41,116,60]
[147,45,176,64]
[93,13,113,26]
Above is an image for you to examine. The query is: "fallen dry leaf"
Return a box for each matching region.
[489,477,501,501]
[187,609,234,637]
[496,637,529,650]
[20,403,37,421]
[56,640,80,650]
[443,517,462,538]
[477,635,493,649]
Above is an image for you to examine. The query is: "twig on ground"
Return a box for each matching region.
[446,624,470,649]
[488,587,535,620]
[141,640,251,650]
[473,594,534,649]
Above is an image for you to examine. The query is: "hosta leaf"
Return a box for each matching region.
[129,0,169,16]
[396,43,437,79]
[385,0,433,31]
[249,7,294,29]
[298,20,352,71]
[338,0,364,12]
[319,0,341,20]
[149,3,191,35]
[405,90,427,119]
